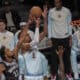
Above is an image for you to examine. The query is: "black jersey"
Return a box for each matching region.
[3,59,19,80]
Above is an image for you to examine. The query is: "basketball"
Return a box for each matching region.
[30,6,42,18]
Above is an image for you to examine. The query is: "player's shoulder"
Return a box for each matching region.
[49,7,55,13]
[62,7,71,13]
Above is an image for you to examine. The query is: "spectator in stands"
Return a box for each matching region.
[0,26,28,80]
[0,18,14,51]
[1,1,21,33]
[0,46,20,80]
[0,27,26,80]
[71,27,80,80]
[48,0,72,79]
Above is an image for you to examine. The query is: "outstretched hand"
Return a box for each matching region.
[42,5,48,19]
[28,14,34,25]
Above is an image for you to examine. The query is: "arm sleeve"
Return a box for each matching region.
[30,27,39,47]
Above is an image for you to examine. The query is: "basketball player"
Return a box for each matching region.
[48,0,73,79]
[18,11,48,80]
[0,18,14,51]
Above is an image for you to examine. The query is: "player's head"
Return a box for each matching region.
[54,0,62,10]
[18,31,31,52]
[0,19,7,32]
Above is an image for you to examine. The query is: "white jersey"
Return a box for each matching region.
[18,51,48,80]
[48,7,72,38]
[18,28,48,80]
[0,30,14,50]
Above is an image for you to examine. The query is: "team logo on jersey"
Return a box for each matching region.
[58,14,61,18]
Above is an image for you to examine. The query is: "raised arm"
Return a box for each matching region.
[13,33,26,59]
[39,5,48,41]
[30,18,40,47]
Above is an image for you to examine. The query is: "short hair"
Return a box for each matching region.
[0,46,6,61]
[0,19,7,24]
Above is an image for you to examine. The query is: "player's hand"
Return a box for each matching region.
[34,17,40,28]
[22,43,31,50]
[28,15,33,25]
[56,46,64,57]
[42,5,48,19]
[28,14,34,23]
[19,31,27,44]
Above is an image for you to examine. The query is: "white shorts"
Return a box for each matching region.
[24,75,44,80]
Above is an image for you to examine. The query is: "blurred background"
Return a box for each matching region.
[0,0,80,21]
